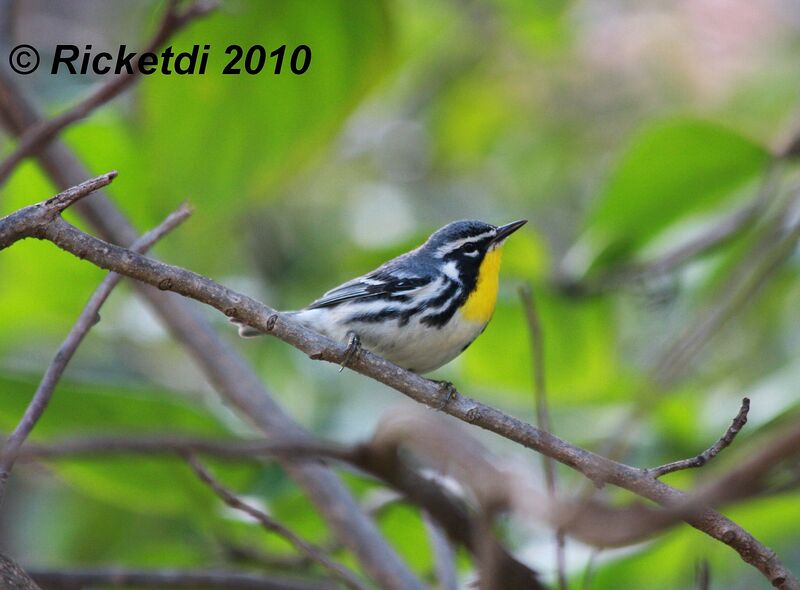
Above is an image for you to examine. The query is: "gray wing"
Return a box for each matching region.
[306,268,432,309]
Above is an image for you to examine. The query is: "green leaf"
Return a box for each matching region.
[378,504,432,574]
[586,118,770,269]
[0,164,108,350]
[462,287,619,403]
[0,373,237,514]
[55,0,393,273]
[133,0,392,207]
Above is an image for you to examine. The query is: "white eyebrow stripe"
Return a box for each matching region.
[435,230,495,257]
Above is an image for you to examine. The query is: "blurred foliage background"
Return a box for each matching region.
[2,0,800,588]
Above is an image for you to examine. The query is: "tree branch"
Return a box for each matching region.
[519,284,567,590]
[15,415,800,586]
[11,434,349,463]
[30,568,335,590]
[184,455,368,590]
[2,182,795,589]
[0,171,117,249]
[0,200,191,501]
[0,553,41,590]
[0,0,217,187]
[649,398,750,478]
[12,427,542,587]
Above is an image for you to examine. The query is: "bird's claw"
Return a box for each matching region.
[432,380,457,410]
[339,332,362,372]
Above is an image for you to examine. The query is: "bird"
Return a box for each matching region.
[234,219,527,374]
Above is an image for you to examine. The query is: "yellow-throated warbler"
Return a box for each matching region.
[235,219,527,373]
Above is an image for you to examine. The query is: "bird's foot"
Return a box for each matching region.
[431,379,457,410]
[339,332,362,372]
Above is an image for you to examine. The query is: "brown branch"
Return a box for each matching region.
[16,419,800,583]
[519,284,567,590]
[10,429,541,587]
[0,553,41,590]
[0,171,117,249]
[0,200,191,501]
[12,433,350,463]
[360,412,544,590]
[649,398,750,478]
[0,0,217,186]
[29,568,335,590]
[0,77,424,590]
[184,455,369,590]
[3,179,798,589]
[14,428,696,546]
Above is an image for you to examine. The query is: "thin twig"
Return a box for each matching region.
[558,165,780,296]
[597,188,800,483]
[43,171,119,212]
[695,559,711,590]
[519,284,567,590]
[29,567,335,590]
[652,188,800,387]
[581,550,598,590]
[0,200,191,501]
[422,512,459,590]
[184,454,369,590]
[649,398,750,478]
[0,0,217,186]
[11,433,352,463]
[0,171,117,250]
[13,430,541,587]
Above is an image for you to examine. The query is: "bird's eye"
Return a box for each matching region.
[463,246,479,257]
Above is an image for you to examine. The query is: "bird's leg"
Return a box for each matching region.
[339,331,362,372]
[431,379,457,410]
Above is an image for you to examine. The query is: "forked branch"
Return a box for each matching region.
[650,398,750,478]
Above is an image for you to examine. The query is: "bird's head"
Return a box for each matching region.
[423,219,527,265]
[421,219,527,323]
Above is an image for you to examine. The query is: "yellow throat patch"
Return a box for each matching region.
[460,246,503,323]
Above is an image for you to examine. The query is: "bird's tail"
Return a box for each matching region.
[229,317,262,338]
[230,311,300,338]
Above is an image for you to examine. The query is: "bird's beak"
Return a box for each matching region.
[492,219,527,244]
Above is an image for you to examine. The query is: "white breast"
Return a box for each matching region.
[291,306,485,373]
